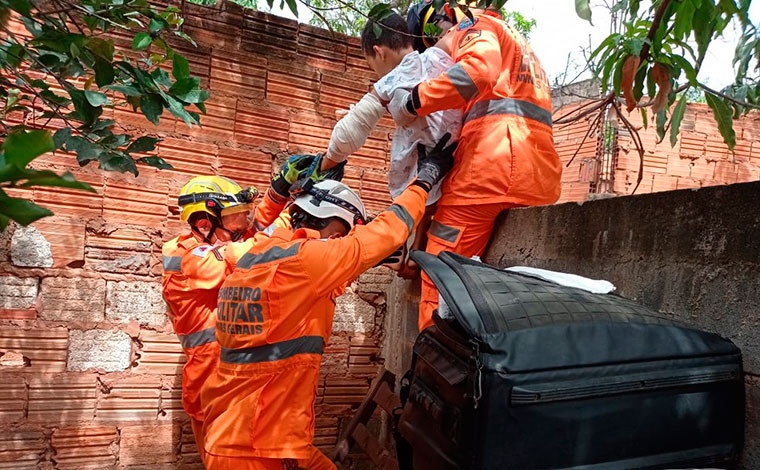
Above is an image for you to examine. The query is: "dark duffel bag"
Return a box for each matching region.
[397,251,744,470]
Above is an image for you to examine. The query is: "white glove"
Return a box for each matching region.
[388,88,417,127]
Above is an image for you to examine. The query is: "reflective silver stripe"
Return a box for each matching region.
[236,242,302,270]
[163,256,182,272]
[446,63,479,102]
[464,97,553,127]
[388,204,414,236]
[429,220,461,244]
[177,327,216,349]
[220,336,324,364]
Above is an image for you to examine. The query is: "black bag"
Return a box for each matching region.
[398,251,744,470]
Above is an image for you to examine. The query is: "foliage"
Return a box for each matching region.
[0,0,208,228]
[582,0,759,152]
[502,10,536,40]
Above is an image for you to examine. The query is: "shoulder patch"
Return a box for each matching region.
[458,29,482,49]
[456,16,478,31]
[191,245,213,258]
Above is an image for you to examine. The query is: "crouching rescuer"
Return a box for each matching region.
[200,135,457,470]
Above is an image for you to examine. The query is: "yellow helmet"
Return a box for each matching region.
[178,175,258,223]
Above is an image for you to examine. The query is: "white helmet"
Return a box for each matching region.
[292,180,367,230]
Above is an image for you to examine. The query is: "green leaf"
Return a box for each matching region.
[669,94,688,147]
[94,58,115,87]
[669,54,698,87]
[40,89,70,106]
[53,128,72,150]
[86,37,115,61]
[126,136,160,154]
[171,53,190,80]
[65,136,101,165]
[140,94,164,125]
[0,193,53,226]
[169,77,208,103]
[640,108,649,130]
[104,84,142,96]
[367,3,390,19]
[68,89,101,125]
[84,90,108,107]
[6,43,25,68]
[674,0,696,41]
[284,0,298,17]
[656,109,667,142]
[149,18,166,33]
[373,22,383,39]
[100,153,138,176]
[133,32,152,51]
[3,130,54,168]
[575,0,592,23]
[7,0,32,16]
[137,156,173,169]
[165,95,199,127]
[704,92,737,153]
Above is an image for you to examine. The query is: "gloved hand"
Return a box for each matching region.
[388,88,417,127]
[271,153,348,199]
[414,133,457,192]
[271,154,319,199]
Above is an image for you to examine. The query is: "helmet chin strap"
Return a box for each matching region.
[191,216,244,245]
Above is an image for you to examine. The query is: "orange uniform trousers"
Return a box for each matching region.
[204,448,336,470]
[418,202,520,331]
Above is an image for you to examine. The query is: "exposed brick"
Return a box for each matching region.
[96,376,160,423]
[10,226,53,268]
[176,95,236,142]
[0,377,26,424]
[0,326,68,372]
[52,426,117,469]
[209,49,266,99]
[119,424,180,465]
[159,382,185,421]
[217,147,274,193]
[32,171,104,219]
[242,9,298,60]
[105,280,166,326]
[0,276,37,310]
[234,101,290,150]
[86,228,152,275]
[0,431,45,470]
[40,277,106,322]
[267,61,319,111]
[28,374,97,423]
[179,422,203,466]
[132,331,185,375]
[333,289,376,333]
[67,330,132,372]
[297,23,348,73]
[102,175,170,228]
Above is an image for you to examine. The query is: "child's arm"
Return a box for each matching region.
[321,88,385,171]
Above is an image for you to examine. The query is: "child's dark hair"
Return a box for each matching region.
[361,13,412,57]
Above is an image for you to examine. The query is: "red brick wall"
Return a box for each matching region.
[554,102,760,202]
[0,3,393,468]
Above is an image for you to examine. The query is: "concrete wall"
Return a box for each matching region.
[482,180,760,469]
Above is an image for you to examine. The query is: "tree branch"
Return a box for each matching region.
[639,0,673,61]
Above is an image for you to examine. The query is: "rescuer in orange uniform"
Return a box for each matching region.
[394,1,562,330]
[162,154,342,461]
[200,135,456,470]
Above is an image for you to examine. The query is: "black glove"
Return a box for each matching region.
[414,133,457,192]
[375,247,404,268]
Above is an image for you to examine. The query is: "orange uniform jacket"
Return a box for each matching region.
[414,13,562,206]
[201,185,428,459]
[162,191,289,422]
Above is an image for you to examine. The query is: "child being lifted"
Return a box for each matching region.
[320,12,462,279]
